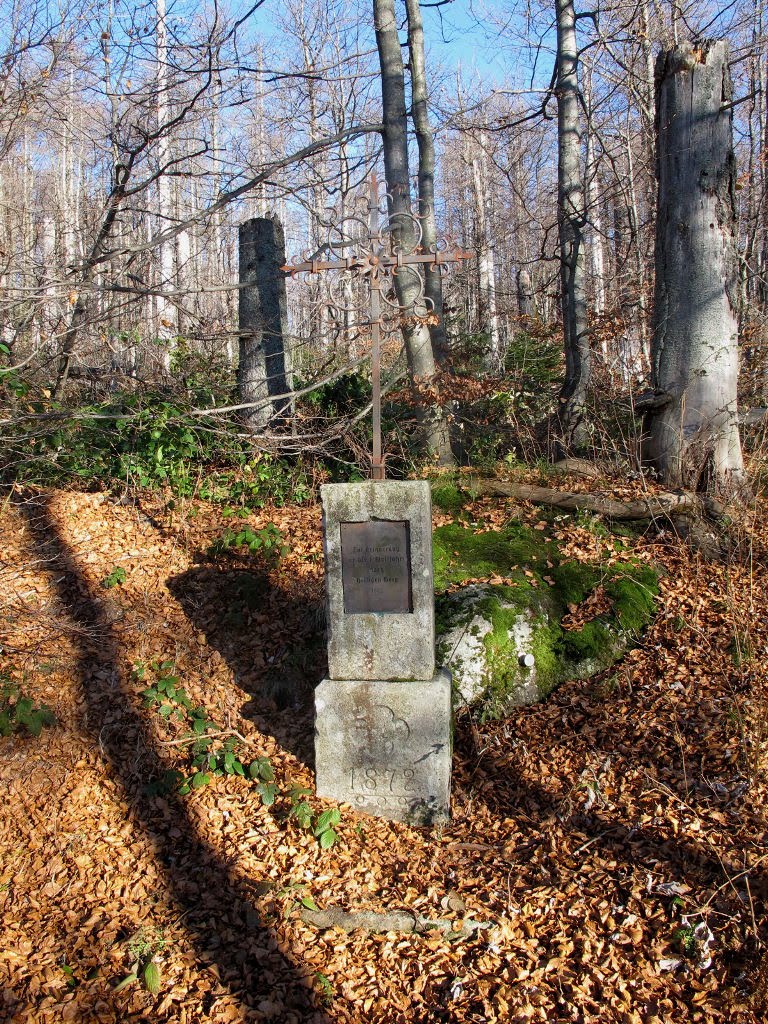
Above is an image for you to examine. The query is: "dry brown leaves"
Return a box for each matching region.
[1,482,767,1024]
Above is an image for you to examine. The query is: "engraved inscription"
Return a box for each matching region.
[352,703,411,760]
[340,520,412,614]
[349,767,418,809]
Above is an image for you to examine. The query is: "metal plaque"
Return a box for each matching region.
[340,520,412,614]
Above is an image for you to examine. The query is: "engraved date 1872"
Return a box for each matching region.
[349,766,416,794]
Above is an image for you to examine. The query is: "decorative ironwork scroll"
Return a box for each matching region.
[281,174,471,479]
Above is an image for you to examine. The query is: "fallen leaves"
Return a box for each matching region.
[0,484,767,1023]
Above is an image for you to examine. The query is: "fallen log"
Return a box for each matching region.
[299,906,491,938]
[460,476,724,523]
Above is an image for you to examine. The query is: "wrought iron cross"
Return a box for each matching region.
[282,174,471,480]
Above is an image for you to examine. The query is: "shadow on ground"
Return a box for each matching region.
[167,562,325,770]
[17,493,328,1023]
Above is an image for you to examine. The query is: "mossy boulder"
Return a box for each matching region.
[433,519,659,716]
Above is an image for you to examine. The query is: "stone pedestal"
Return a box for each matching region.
[314,671,451,824]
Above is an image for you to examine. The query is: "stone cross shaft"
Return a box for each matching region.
[281,174,471,479]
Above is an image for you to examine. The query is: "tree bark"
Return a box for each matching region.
[646,41,748,497]
[237,217,291,431]
[613,198,645,381]
[155,0,176,365]
[583,68,606,319]
[373,0,454,465]
[300,905,490,937]
[555,0,591,451]
[404,0,449,366]
[517,269,535,319]
[468,132,501,370]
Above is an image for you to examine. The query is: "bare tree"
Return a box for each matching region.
[643,40,747,497]
[555,0,590,451]
[404,0,448,364]
[373,0,454,464]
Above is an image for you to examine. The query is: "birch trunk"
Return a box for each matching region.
[373,0,453,465]
[468,133,501,370]
[517,269,535,319]
[583,70,605,319]
[155,0,175,366]
[645,41,747,497]
[301,37,329,353]
[555,0,590,451]
[613,200,645,381]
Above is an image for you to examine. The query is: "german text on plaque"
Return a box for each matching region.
[340,520,412,614]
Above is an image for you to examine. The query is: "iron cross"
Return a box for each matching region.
[282,174,471,480]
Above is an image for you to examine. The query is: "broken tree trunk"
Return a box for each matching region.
[645,40,748,497]
[237,216,292,431]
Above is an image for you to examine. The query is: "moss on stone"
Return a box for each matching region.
[433,521,553,592]
[433,518,661,716]
[549,560,601,607]
[527,620,562,696]
[605,565,659,633]
[483,604,560,698]
[431,482,468,515]
[559,619,615,662]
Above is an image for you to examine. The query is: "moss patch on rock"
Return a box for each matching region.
[433,520,659,716]
[431,482,469,516]
[433,521,553,592]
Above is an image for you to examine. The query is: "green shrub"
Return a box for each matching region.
[0,674,55,738]
[4,389,312,507]
[207,523,289,560]
[138,660,341,848]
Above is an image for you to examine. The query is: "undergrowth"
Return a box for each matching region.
[3,388,313,508]
[137,659,340,848]
[0,672,55,737]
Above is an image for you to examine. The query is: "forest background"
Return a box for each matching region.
[3,1,768,1022]
[2,0,766,486]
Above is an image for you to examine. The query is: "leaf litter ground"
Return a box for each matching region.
[1,481,767,1024]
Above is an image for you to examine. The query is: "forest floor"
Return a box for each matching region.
[1,475,767,1024]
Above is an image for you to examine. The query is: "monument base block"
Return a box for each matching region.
[314,670,452,825]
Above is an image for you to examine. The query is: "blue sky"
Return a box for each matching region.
[420,1,555,92]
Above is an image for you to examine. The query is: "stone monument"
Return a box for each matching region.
[281,175,470,825]
[314,480,452,824]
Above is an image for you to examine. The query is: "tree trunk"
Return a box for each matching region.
[237,217,292,431]
[613,199,645,381]
[155,0,176,366]
[404,0,449,366]
[468,132,501,371]
[517,269,535,319]
[555,0,591,451]
[373,0,454,465]
[583,69,606,319]
[645,41,747,497]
